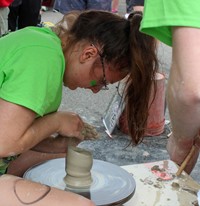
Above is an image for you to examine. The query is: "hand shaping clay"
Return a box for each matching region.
[81,122,99,140]
[64,146,93,188]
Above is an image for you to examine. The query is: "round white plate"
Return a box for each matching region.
[23,158,136,206]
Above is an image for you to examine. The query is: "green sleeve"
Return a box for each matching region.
[0,46,65,116]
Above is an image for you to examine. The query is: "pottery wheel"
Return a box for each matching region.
[23,158,136,206]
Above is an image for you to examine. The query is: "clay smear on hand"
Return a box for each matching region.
[81,122,99,140]
[69,122,100,146]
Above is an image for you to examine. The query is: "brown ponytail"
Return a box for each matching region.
[125,11,159,145]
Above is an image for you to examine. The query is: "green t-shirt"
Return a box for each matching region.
[140,0,200,46]
[0,26,65,116]
[0,27,65,174]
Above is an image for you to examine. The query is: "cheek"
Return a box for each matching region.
[77,70,92,86]
[89,80,97,87]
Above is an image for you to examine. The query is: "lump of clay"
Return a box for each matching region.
[64,146,93,188]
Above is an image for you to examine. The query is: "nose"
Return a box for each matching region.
[90,87,101,93]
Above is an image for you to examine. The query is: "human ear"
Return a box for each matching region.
[80,45,98,63]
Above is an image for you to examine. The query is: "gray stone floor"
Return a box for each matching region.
[41,0,200,184]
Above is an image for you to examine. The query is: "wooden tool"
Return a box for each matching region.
[176,145,196,176]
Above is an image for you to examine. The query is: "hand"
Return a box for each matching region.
[56,111,100,140]
[81,122,99,140]
[32,135,82,153]
[167,133,200,174]
[56,111,85,140]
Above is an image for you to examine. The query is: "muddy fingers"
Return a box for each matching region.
[82,122,99,140]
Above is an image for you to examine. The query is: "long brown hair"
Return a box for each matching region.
[53,10,158,145]
[125,11,158,145]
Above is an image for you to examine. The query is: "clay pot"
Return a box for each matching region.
[64,146,93,188]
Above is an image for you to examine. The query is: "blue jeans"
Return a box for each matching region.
[126,0,144,13]
[53,0,112,14]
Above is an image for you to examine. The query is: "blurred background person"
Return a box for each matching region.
[41,0,55,11]
[125,0,144,18]
[8,0,41,31]
[0,0,13,36]
[111,0,119,13]
[53,0,112,14]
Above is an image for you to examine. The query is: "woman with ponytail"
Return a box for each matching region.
[0,10,158,205]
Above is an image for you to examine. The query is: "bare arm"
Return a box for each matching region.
[0,99,84,157]
[0,174,94,206]
[167,27,200,173]
[31,135,81,153]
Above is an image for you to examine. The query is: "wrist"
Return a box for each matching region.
[171,133,195,150]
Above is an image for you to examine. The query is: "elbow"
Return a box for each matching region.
[181,88,200,106]
[168,84,200,107]
[0,140,24,157]
[0,149,18,158]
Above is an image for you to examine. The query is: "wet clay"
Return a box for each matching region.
[64,146,93,188]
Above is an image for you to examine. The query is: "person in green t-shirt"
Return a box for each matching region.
[0,10,158,205]
[140,1,200,175]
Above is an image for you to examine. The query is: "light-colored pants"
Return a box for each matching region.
[0,7,9,36]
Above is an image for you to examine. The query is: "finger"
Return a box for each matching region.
[68,137,81,147]
[81,122,99,140]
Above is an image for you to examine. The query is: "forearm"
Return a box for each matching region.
[0,104,84,157]
[166,27,200,170]
[10,112,61,155]
[168,27,200,145]
[167,81,200,147]
[167,74,200,172]
[31,135,81,153]
[31,135,68,153]
[11,111,83,155]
